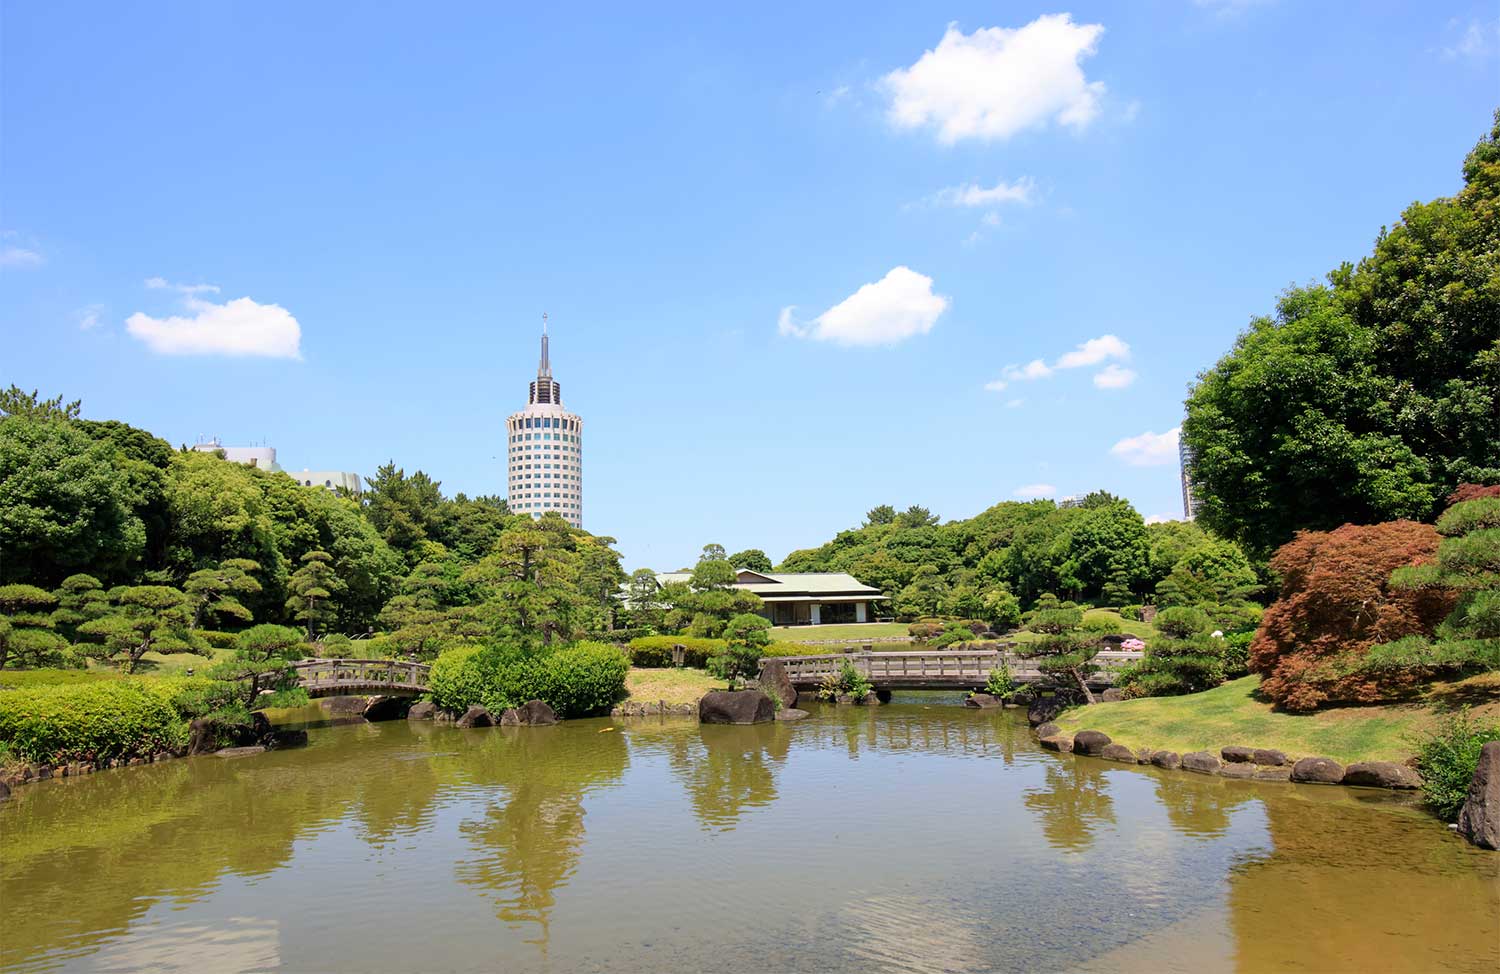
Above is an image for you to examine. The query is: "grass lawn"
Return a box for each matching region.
[625,667,721,705]
[1054,672,1500,764]
[773,622,910,642]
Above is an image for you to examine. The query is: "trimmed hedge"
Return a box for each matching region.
[429,641,629,718]
[196,630,240,650]
[625,636,724,668]
[0,680,199,763]
[0,668,122,689]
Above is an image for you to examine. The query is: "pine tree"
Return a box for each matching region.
[285,551,344,639]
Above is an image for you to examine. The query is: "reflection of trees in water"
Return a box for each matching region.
[0,726,443,971]
[663,723,790,832]
[1229,795,1500,972]
[452,725,628,951]
[1022,760,1116,852]
[799,705,1025,763]
[1150,773,1255,838]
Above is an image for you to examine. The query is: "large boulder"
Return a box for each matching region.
[1099,688,1126,702]
[698,690,775,725]
[456,705,495,728]
[1028,697,1065,727]
[1221,745,1256,764]
[407,701,438,721]
[1290,756,1345,784]
[1181,751,1221,775]
[1072,730,1112,756]
[1457,741,1500,850]
[188,717,256,755]
[1034,722,1062,739]
[1255,767,1293,782]
[1039,734,1074,753]
[1253,748,1288,767]
[758,660,798,710]
[1100,743,1139,764]
[514,700,558,726]
[1342,761,1423,790]
[775,708,810,722]
[964,693,1002,709]
[1218,763,1256,779]
[1150,750,1181,770]
[269,728,308,750]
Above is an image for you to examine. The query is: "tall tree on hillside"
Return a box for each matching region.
[363,462,445,557]
[0,418,146,584]
[698,543,727,564]
[285,551,344,639]
[865,504,897,526]
[1184,115,1500,556]
[728,549,772,573]
[0,386,81,420]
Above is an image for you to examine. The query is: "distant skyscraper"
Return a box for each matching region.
[506,316,583,528]
[1179,431,1200,521]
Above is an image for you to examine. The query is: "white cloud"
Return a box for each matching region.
[1110,426,1180,467]
[1056,333,1130,369]
[983,378,1008,392]
[883,15,1107,144]
[779,266,948,347]
[127,279,302,358]
[1005,358,1054,381]
[76,304,104,330]
[1440,19,1499,60]
[1013,483,1057,498]
[1093,363,1137,389]
[1005,398,1024,408]
[928,177,1036,208]
[0,246,44,269]
[1144,513,1179,525]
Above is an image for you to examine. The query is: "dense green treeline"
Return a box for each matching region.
[0,390,628,670]
[776,495,1257,621]
[1183,112,1499,558]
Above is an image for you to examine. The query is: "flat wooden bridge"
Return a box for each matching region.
[762,649,1142,691]
[291,659,431,697]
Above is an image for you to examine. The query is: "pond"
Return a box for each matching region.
[1,696,1496,973]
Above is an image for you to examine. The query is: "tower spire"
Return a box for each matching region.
[539,312,551,378]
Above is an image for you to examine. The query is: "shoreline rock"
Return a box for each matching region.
[698,690,775,725]
[1456,741,1500,850]
[1291,756,1345,785]
[1072,730,1112,756]
[1343,761,1422,790]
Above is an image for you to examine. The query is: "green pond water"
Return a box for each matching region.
[1,696,1496,973]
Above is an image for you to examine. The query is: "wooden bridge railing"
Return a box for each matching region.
[290,658,432,694]
[763,649,1143,688]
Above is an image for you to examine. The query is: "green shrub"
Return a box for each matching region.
[0,680,195,763]
[535,642,629,717]
[761,641,814,657]
[319,633,353,657]
[428,641,629,718]
[1414,708,1500,822]
[1154,606,1214,640]
[931,628,970,649]
[983,663,1016,699]
[1119,604,1144,621]
[908,621,942,640]
[1222,631,1254,678]
[196,630,239,650]
[625,636,723,668]
[708,613,771,690]
[817,659,872,701]
[0,668,121,689]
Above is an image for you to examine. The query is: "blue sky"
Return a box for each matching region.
[3,1,1497,571]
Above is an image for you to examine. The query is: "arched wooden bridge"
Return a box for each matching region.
[290,659,431,697]
[761,649,1142,691]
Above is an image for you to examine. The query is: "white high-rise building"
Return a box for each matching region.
[506,317,583,528]
[1180,434,1201,521]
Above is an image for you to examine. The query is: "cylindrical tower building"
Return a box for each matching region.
[506,317,583,528]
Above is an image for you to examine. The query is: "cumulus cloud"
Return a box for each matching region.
[1093,363,1137,389]
[1056,333,1130,369]
[1110,426,1180,467]
[779,266,948,347]
[127,278,302,358]
[984,333,1132,392]
[0,246,44,269]
[927,177,1036,208]
[883,15,1107,144]
[1013,483,1057,498]
[1144,513,1179,525]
